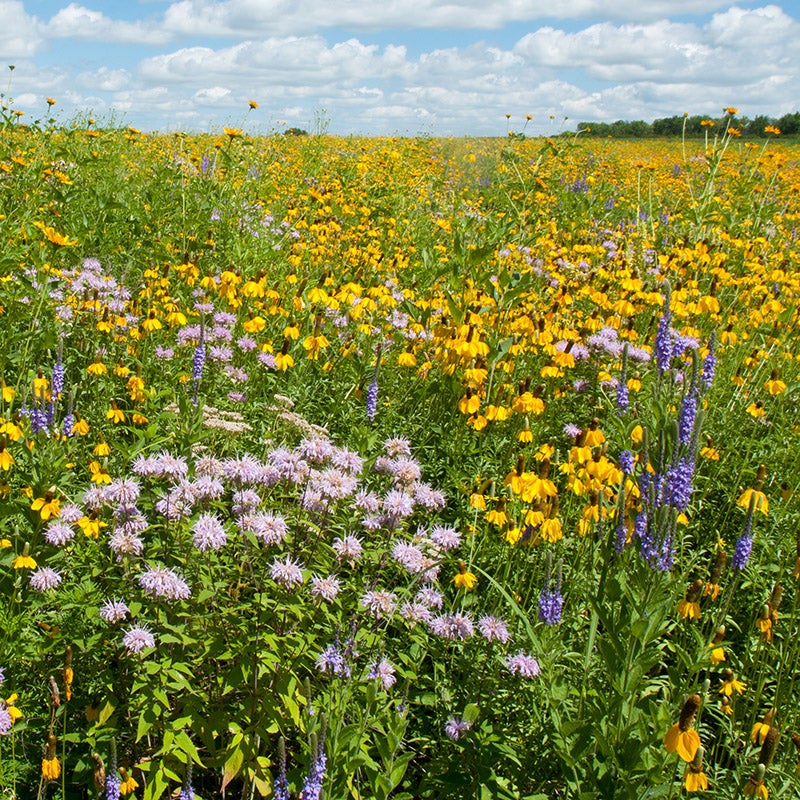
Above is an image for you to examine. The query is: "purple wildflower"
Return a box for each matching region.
[616,381,629,413]
[733,504,755,570]
[619,450,635,475]
[506,651,541,678]
[0,705,12,735]
[332,534,363,562]
[366,379,378,421]
[316,643,350,677]
[122,625,156,654]
[100,599,130,623]
[301,735,327,800]
[192,513,228,552]
[138,565,191,601]
[270,556,305,589]
[538,589,564,625]
[702,331,717,389]
[654,294,672,374]
[310,575,341,602]
[429,524,461,550]
[478,615,511,643]
[445,717,472,741]
[30,567,62,592]
[678,392,698,446]
[360,590,397,620]
[367,658,396,690]
[44,522,75,546]
[106,771,121,800]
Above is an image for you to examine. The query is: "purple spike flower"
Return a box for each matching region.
[678,392,698,446]
[366,380,378,421]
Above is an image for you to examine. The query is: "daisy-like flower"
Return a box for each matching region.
[718,668,745,696]
[664,694,701,762]
[751,710,775,745]
[452,561,478,591]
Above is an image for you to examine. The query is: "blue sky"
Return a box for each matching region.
[3,1,798,135]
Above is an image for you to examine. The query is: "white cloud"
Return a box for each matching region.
[46,3,172,44]
[4,1,798,135]
[76,66,131,91]
[514,8,799,86]
[160,0,738,36]
[0,1,43,57]
[138,37,409,88]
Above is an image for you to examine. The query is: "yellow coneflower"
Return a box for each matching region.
[703,550,726,599]
[41,734,61,781]
[751,710,775,745]
[677,580,704,620]
[31,490,61,520]
[683,745,709,792]
[709,625,726,665]
[744,764,768,798]
[664,694,702,762]
[119,767,139,796]
[106,400,126,424]
[484,499,508,527]
[0,443,13,471]
[12,542,37,569]
[763,369,786,395]
[452,560,478,591]
[718,668,745,697]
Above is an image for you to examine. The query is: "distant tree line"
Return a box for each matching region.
[576,112,800,138]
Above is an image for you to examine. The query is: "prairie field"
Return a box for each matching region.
[1,120,799,799]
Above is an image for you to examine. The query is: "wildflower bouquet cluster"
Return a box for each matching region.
[0,108,799,797]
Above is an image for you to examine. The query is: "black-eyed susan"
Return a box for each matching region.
[664,694,702,762]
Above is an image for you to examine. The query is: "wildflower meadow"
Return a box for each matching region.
[1,100,799,800]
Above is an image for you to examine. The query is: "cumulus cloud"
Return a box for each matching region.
[0,0,44,57]
[160,0,736,36]
[4,0,798,135]
[46,3,172,44]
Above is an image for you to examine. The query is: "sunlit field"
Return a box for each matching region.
[1,114,799,799]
